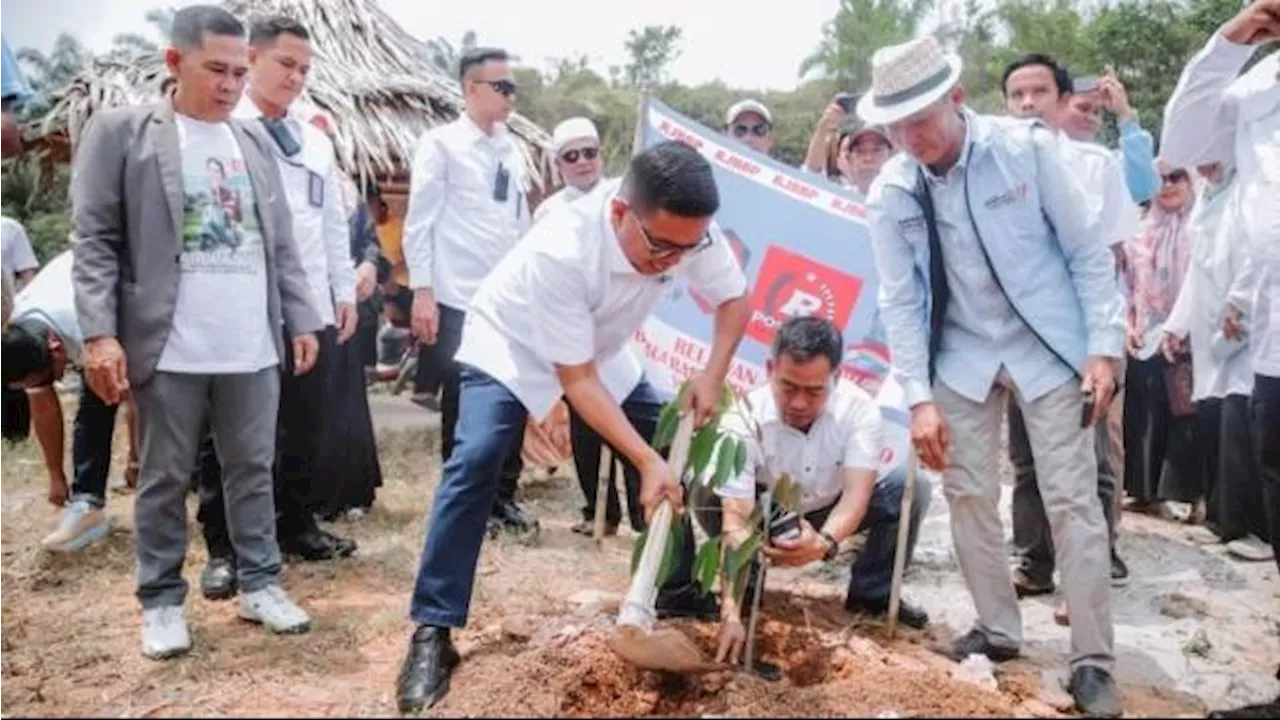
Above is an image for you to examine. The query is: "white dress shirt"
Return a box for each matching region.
[1161,32,1280,378]
[454,185,748,422]
[1061,136,1142,248]
[533,184,587,223]
[403,115,531,311]
[715,381,884,514]
[1163,172,1255,400]
[1,216,38,287]
[232,95,355,327]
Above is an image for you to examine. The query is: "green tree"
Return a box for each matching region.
[1,154,74,262]
[799,0,930,90]
[623,25,683,89]
[107,7,176,62]
[16,33,92,121]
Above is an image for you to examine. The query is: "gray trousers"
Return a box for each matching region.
[1009,395,1117,586]
[936,372,1114,672]
[132,368,282,609]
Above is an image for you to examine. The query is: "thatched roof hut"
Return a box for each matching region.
[35,0,555,194]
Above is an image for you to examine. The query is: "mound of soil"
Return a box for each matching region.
[438,597,1055,718]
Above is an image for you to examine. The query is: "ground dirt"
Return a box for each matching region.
[1,394,1276,717]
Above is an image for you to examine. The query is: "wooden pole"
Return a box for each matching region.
[886,453,917,638]
[593,447,613,544]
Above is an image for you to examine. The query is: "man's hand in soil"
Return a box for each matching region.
[1223,0,1280,46]
[763,519,826,567]
[910,402,949,471]
[716,616,746,665]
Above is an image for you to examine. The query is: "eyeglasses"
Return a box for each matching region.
[629,209,712,259]
[1161,170,1189,185]
[731,122,771,138]
[560,147,599,164]
[478,79,518,97]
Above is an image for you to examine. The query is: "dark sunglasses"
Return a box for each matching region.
[560,147,599,164]
[479,79,518,97]
[1162,170,1189,185]
[629,209,712,259]
[731,122,771,138]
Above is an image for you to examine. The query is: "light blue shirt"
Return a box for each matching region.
[868,110,1125,407]
[1117,117,1159,205]
[1,36,34,107]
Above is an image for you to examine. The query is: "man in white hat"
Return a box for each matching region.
[534,117,606,222]
[860,35,1124,717]
[724,99,775,157]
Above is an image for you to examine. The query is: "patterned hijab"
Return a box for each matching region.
[1124,172,1195,356]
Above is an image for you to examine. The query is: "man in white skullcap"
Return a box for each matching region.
[724,99,775,156]
[534,117,607,222]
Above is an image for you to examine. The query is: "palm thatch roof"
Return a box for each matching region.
[35,0,554,189]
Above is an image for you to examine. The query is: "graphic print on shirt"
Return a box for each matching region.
[179,152,264,272]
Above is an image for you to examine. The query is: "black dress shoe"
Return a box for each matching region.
[490,499,538,536]
[317,529,358,558]
[280,529,342,561]
[200,556,237,601]
[1110,550,1130,587]
[1068,665,1122,718]
[655,585,720,622]
[1012,568,1056,598]
[396,625,460,713]
[944,628,1020,663]
[845,595,930,629]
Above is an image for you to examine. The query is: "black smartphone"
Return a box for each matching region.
[768,510,802,542]
[834,92,858,113]
[493,163,510,202]
[1080,388,1096,428]
[261,117,301,157]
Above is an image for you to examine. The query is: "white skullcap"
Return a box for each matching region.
[551,117,600,156]
[725,99,773,126]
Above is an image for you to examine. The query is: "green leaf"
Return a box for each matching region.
[727,533,762,607]
[657,520,686,587]
[630,528,649,575]
[688,423,719,478]
[693,537,722,596]
[716,383,735,415]
[712,436,736,489]
[733,436,748,475]
[652,401,679,450]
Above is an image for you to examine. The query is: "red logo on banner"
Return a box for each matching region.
[691,229,751,314]
[745,245,864,346]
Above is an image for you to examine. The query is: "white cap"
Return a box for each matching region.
[725,99,773,127]
[551,117,600,156]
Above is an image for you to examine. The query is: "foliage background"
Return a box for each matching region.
[4,0,1273,259]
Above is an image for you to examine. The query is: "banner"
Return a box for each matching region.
[630,97,910,477]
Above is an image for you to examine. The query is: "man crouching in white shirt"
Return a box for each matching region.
[691,316,932,666]
[396,140,751,712]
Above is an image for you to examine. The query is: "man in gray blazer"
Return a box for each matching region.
[70,5,323,660]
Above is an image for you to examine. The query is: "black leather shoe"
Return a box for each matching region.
[945,628,1020,663]
[655,585,720,622]
[396,625,460,713]
[280,529,342,562]
[1012,568,1055,598]
[200,556,237,601]
[317,529,358,558]
[1068,665,1123,718]
[490,499,538,536]
[845,595,930,629]
[1110,551,1130,587]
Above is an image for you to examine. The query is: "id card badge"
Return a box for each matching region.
[308,171,324,208]
[493,163,510,202]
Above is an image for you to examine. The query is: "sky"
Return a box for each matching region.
[1,0,845,91]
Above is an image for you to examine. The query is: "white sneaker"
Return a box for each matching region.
[239,585,311,634]
[1226,535,1276,562]
[141,606,192,659]
[41,499,112,552]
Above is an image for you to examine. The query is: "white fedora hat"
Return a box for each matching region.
[856,36,963,127]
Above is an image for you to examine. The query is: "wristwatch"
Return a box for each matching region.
[820,531,839,561]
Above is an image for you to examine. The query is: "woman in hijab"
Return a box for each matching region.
[1122,162,1204,518]
[1161,163,1272,559]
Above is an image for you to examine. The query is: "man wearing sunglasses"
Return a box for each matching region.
[396,141,750,712]
[404,46,537,537]
[533,117,606,222]
[724,99,776,156]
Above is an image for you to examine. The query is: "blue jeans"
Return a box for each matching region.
[409,367,665,627]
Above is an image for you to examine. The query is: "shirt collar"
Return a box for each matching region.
[600,190,639,275]
[460,112,509,146]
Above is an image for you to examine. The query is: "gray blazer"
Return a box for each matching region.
[70,101,323,388]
